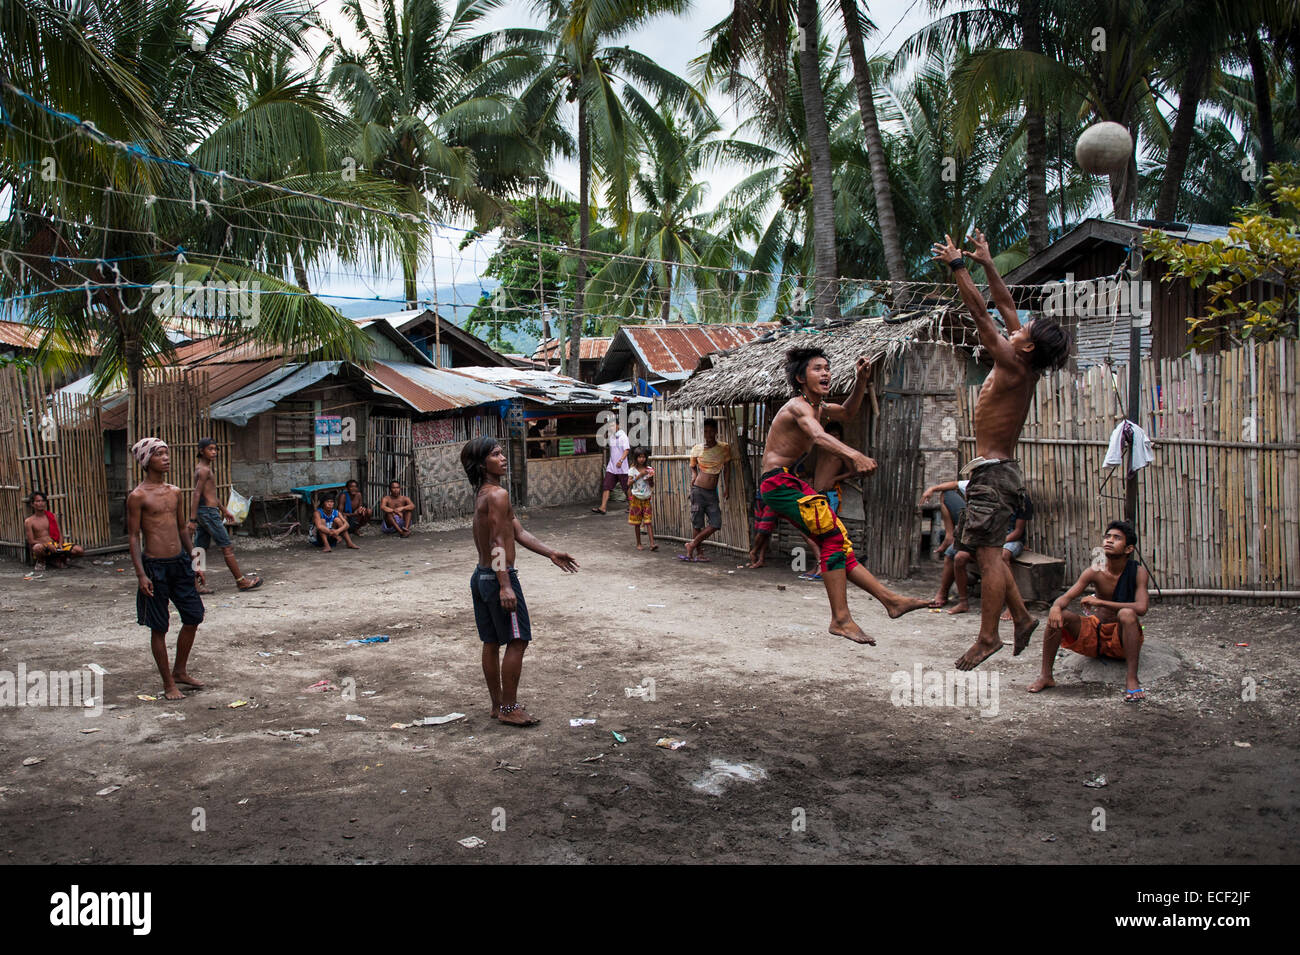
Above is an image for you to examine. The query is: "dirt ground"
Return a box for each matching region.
[1,504,1296,864]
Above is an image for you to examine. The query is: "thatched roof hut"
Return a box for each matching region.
[666,309,958,408]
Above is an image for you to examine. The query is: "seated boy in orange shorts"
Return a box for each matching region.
[1028,519,1150,702]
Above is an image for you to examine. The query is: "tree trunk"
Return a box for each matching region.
[660,263,672,322]
[839,0,906,284]
[796,0,839,323]
[569,99,589,379]
[1021,0,1049,254]
[403,254,418,311]
[1246,29,1276,171]
[1155,45,1209,222]
[292,248,311,293]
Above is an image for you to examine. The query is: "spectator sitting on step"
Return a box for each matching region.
[309,493,358,552]
[24,490,84,571]
[1029,519,1149,702]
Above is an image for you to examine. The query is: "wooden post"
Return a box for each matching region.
[1125,244,1143,524]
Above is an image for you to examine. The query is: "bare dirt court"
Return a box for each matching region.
[1,504,1296,864]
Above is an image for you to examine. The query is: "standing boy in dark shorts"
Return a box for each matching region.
[189,437,262,592]
[932,229,1071,669]
[461,436,578,726]
[127,437,205,701]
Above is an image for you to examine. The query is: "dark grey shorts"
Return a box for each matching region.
[959,461,1026,550]
[690,484,722,530]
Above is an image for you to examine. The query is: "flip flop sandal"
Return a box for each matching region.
[197,584,215,595]
[237,574,264,591]
[590,507,606,514]
[1124,688,1147,702]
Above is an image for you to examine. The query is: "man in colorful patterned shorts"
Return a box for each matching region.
[758,347,929,645]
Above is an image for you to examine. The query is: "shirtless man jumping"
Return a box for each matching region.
[758,347,929,644]
[127,438,206,701]
[931,229,1071,669]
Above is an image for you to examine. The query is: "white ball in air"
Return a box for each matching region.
[1075,122,1133,175]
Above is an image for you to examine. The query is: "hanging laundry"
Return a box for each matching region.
[1104,420,1155,473]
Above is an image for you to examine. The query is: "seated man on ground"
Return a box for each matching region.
[24,490,84,570]
[309,494,358,552]
[380,480,416,537]
[339,479,372,533]
[920,478,973,613]
[1029,519,1149,701]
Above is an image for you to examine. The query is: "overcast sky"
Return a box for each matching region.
[309,0,935,305]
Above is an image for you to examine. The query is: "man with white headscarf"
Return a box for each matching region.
[127,437,206,700]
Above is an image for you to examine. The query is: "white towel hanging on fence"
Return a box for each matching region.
[1104,420,1155,472]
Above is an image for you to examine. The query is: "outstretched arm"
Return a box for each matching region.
[966,228,1020,332]
[794,403,876,476]
[932,234,1016,367]
[512,516,579,572]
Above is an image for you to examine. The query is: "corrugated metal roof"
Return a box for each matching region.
[532,337,612,361]
[364,361,516,414]
[210,363,343,426]
[452,365,637,407]
[0,320,43,350]
[0,320,99,354]
[598,323,778,382]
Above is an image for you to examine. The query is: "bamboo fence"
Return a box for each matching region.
[367,415,415,512]
[0,365,112,560]
[127,367,233,516]
[957,338,1300,604]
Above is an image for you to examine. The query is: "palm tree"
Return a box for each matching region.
[838,0,907,282]
[584,96,750,323]
[899,0,1067,254]
[703,0,839,322]
[523,0,704,377]
[328,0,549,309]
[0,0,403,418]
[703,32,862,319]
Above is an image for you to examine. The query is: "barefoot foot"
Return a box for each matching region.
[829,619,876,646]
[163,686,185,701]
[1000,609,1013,621]
[1027,675,1055,693]
[955,639,1003,670]
[172,672,204,688]
[886,596,932,619]
[946,600,970,615]
[1013,616,1039,656]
